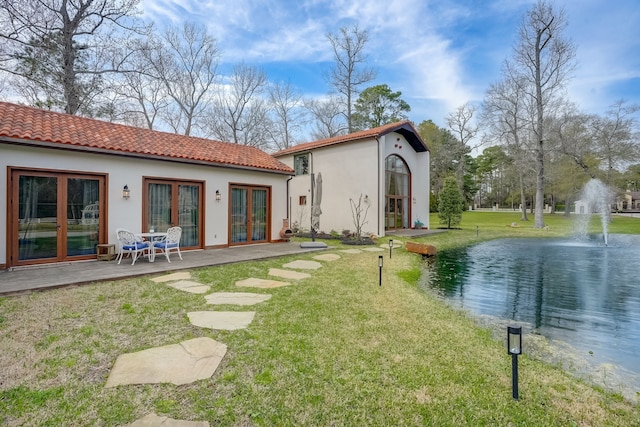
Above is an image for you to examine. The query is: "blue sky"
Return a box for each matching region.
[140,0,640,131]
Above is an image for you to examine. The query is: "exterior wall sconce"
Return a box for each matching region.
[507,325,523,400]
[122,184,130,200]
[215,190,221,201]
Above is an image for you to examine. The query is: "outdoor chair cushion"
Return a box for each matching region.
[153,241,178,249]
[123,242,149,250]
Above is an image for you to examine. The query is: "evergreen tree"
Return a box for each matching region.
[438,176,464,229]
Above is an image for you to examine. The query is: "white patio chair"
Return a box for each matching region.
[115,228,149,265]
[153,226,182,263]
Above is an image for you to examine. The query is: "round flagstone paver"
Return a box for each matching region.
[268,268,311,280]
[128,413,208,427]
[151,272,192,283]
[187,311,255,330]
[362,247,384,252]
[205,292,272,306]
[105,337,226,387]
[282,260,323,270]
[313,253,341,261]
[236,277,293,288]
[167,280,210,294]
[340,249,363,254]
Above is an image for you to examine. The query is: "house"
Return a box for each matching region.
[273,121,430,237]
[0,101,293,270]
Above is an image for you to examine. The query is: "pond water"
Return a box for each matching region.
[425,234,640,395]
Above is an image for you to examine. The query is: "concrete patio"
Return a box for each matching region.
[0,242,326,295]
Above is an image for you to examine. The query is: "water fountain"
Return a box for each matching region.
[574,178,614,245]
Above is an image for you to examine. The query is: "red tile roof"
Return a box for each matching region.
[273,120,429,157]
[0,101,293,174]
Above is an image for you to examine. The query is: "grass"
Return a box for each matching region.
[0,211,638,425]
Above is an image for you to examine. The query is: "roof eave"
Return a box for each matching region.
[0,138,294,176]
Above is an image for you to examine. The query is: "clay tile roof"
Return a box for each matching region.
[0,101,293,174]
[273,120,429,157]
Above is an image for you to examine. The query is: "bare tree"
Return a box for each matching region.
[305,95,347,140]
[326,25,376,133]
[141,22,220,136]
[446,102,479,190]
[267,80,305,150]
[0,0,148,115]
[209,63,271,149]
[592,100,640,184]
[482,66,535,220]
[511,0,576,228]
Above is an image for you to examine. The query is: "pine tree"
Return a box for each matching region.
[438,176,464,229]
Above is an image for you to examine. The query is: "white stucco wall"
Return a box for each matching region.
[279,131,431,237]
[381,134,431,229]
[285,139,379,236]
[0,144,290,265]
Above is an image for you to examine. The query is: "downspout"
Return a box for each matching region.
[309,151,315,242]
[286,175,293,221]
[376,137,381,237]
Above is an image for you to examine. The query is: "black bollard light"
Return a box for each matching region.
[378,255,383,286]
[389,239,393,258]
[507,325,522,400]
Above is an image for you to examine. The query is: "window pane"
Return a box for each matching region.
[252,189,267,241]
[149,184,172,231]
[294,154,309,175]
[231,188,248,242]
[67,178,100,256]
[18,176,58,260]
[178,185,199,247]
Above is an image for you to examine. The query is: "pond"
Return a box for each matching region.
[425,234,640,396]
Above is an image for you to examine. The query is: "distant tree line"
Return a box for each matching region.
[1,0,637,218]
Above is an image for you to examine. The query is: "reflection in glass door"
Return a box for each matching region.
[230,185,270,244]
[145,179,202,249]
[17,175,59,261]
[11,170,104,266]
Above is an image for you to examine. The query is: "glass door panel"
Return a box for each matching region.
[148,183,172,232]
[17,175,58,261]
[67,178,100,256]
[251,189,267,241]
[231,188,248,243]
[178,184,200,247]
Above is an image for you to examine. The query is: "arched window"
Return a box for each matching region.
[385,155,410,229]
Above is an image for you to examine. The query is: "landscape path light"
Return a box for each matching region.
[389,239,393,258]
[378,255,383,286]
[507,325,523,400]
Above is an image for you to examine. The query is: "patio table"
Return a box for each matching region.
[135,232,167,262]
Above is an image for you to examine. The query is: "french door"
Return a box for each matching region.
[143,179,203,249]
[230,185,270,244]
[9,169,105,267]
[386,196,409,229]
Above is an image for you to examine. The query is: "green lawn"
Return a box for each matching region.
[0,212,638,425]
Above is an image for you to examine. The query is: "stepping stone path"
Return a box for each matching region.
[187,311,256,330]
[167,280,210,294]
[362,247,384,252]
[108,252,342,424]
[151,272,192,283]
[282,260,323,270]
[313,253,341,262]
[128,413,208,427]
[235,277,292,288]
[205,292,271,306]
[268,268,311,280]
[105,337,227,387]
[340,248,362,254]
